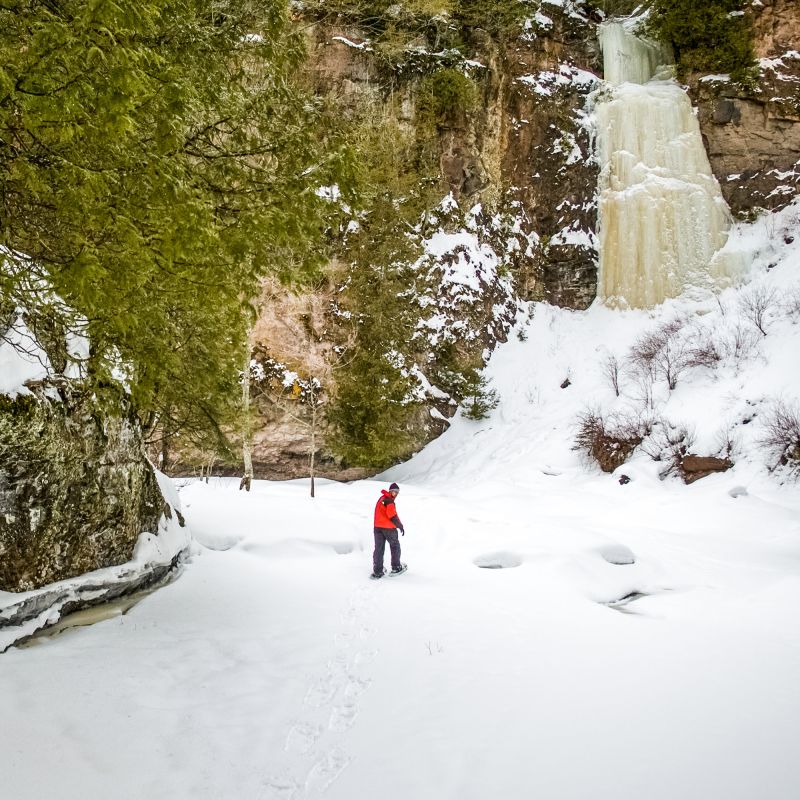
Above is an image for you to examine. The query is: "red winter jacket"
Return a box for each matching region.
[374,490,403,531]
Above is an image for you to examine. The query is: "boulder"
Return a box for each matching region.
[680,454,733,484]
[0,383,169,592]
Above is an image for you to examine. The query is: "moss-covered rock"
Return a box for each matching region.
[0,384,164,591]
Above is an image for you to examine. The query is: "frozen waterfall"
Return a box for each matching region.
[596,21,741,309]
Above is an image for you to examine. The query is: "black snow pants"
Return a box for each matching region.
[373,527,401,573]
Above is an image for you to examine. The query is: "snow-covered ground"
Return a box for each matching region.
[2,204,800,799]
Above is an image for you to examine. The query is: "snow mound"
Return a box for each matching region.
[474,551,523,569]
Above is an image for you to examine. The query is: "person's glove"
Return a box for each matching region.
[399,527,405,536]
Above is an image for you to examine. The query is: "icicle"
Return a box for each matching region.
[596,22,743,309]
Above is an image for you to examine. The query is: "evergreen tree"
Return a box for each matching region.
[0,0,353,448]
[327,193,421,469]
[644,0,755,82]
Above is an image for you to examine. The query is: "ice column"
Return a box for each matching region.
[596,21,741,308]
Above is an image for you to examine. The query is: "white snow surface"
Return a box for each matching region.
[2,207,800,798]
[0,314,51,396]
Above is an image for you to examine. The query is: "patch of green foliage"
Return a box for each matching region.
[0,0,354,452]
[431,350,497,421]
[594,0,641,17]
[460,376,499,420]
[453,0,533,41]
[303,0,458,55]
[326,105,512,465]
[326,98,467,468]
[303,0,535,72]
[644,0,755,83]
[417,68,478,127]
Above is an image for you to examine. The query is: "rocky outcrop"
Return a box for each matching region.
[692,0,800,215]
[247,279,358,480]
[0,360,190,648]
[500,8,601,308]
[0,383,172,592]
[680,454,733,484]
[750,0,799,60]
[303,5,601,305]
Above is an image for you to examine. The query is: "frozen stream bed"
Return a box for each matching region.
[1,466,799,800]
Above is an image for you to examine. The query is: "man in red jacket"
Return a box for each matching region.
[372,482,406,578]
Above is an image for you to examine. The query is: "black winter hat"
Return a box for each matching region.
[389,482,400,492]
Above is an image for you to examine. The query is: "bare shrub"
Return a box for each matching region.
[628,317,691,390]
[629,367,656,411]
[574,408,652,473]
[781,284,800,322]
[641,419,695,477]
[601,353,621,397]
[628,321,675,379]
[738,284,780,336]
[759,401,800,476]
[713,422,741,462]
[723,322,761,365]
[684,327,722,369]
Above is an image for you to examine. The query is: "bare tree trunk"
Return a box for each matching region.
[203,455,216,484]
[239,333,254,492]
[159,406,172,474]
[309,393,316,498]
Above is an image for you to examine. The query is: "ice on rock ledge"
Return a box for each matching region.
[596,22,745,309]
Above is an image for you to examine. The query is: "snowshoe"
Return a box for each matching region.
[388,563,408,576]
[370,570,385,580]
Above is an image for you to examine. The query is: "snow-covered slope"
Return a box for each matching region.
[393,197,800,488]
[1,205,799,800]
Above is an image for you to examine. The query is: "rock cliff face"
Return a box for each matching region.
[692,0,800,215]
[229,2,602,480]
[248,277,372,481]
[0,304,182,595]
[499,7,601,307]
[302,5,601,306]
[0,309,189,642]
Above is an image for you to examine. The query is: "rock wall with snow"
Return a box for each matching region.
[500,2,601,308]
[691,0,800,214]
[301,2,602,307]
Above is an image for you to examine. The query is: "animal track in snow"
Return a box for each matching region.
[304,748,352,795]
[285,722,322,755]
[262,583,377,798]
